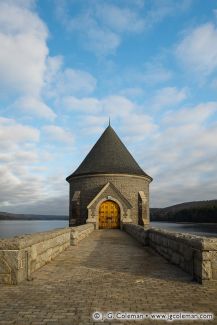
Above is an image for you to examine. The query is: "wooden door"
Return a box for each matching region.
[99,200,120,229]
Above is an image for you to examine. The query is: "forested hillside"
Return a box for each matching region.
[0,212,67,220]
[150,200,217,222]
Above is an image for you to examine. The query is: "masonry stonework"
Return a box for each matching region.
[69,174,150,228]
[123,223,217,284]
[0,224,94,285]
[66,125,152,229]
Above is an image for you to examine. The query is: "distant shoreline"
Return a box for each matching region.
[0,218,68,220]
[0,213,68,221]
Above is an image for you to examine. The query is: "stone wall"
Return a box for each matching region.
[69,173,150,225]
[0,224,94,285]
[123,223,149,246]
[123,224,217,284]
[71,224,94,245]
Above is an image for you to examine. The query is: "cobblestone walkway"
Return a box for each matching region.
[0,230,217,325]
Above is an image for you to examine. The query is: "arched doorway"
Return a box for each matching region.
[99,200,120,229]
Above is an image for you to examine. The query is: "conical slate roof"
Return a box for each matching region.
[66,125,152,181]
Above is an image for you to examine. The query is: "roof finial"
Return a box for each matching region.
[109,116,111,126]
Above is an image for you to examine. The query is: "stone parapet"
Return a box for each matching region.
[0,224,94,285]
[123,223,149,246]
[123,224,217,284]
[70,223,95,245]
[0,227,71,250]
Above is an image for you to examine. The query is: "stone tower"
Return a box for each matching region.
[66,125,152,229]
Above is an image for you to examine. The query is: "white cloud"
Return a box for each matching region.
[211,78,217,89]
[14,151,38,162]
[78,114,109,135]
[164,102,217,125]
[95,3,145,33]
[145,0,192,28]
[0,117,39,144]
[55,1,121,55]
[43,125,74,144]
[63,96,101,113]
[142,102,217,207]
[86,25,120,56]
[12,96,56,120]
[151,87,188,109]
[44,55,63,86]
[119,87,145,98]
[101,95,136,117]
[0,0,35,9]
[140,63,173,85]
[55,68,96,96]
[63,95,135,116]
[55,1,145,55]
[0,117,69,211]
[0,116,46,208]
[176,23,217,77]
[121,114,157,138]
[0,1,48,96]
[0,1,43,36]
[1,195,68,215]
[45,63,97,99]
[79,115,107,126]
[55,0,192,56]
[0,164,46,207]
[66,94,158,141]
[70,14,120,56]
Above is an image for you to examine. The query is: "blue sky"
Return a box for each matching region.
[0,0,217,214]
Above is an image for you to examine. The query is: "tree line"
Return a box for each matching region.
[151,203,217,223]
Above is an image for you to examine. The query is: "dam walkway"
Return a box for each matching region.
[0,230,217,325]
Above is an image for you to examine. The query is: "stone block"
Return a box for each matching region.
[0,257,12,284]
[202,238,217,251]
[0,274,11,284]
[201,261,212,280]
[70,224,94,246]
[183,247,193,261]
[202,251,212,261]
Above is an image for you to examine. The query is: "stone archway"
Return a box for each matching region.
[86,182,133,229]
[99,200,120,229]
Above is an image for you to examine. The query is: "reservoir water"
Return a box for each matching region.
[0,220,217,239]
[0,220,68,238]
[151,222,217,237]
